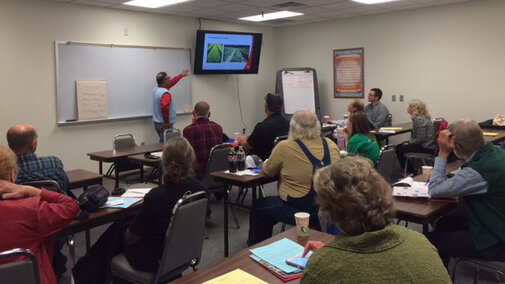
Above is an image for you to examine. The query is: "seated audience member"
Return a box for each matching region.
[183,101,223,180]
[365,88,390,129]
[345,111,380,164]
[0,145,79,284]
[6,124,71,196]
[428,120,505,266]
[348,99,364,114]
[395,99,435,174]
[73,137,205,284]
[301,156,451,283]
[248,109,340,245]
[239,93,289,160]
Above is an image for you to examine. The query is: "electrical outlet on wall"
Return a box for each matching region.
[124,28,128,36]
[399,95,404,102]
[392,95,396,102]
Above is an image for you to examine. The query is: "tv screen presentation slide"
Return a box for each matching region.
[202,33,255,71]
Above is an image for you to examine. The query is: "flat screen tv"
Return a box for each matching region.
[194,30,263,74]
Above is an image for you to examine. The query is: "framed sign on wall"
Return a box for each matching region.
[333,48,364,98]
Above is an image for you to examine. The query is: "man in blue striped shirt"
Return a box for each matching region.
[6,124,71,197]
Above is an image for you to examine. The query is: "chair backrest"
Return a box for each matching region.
[376,144,396,183]
[385,113,393,127]
[202,143,231,192]
[433,117,446,155]
[0,248,41,284]
[153,191,208,283]
[113,133,136,150]
[20,180,61,193]
[273,135,288,146]
[163,128,181,142]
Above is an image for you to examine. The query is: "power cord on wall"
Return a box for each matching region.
[236,75,247,134]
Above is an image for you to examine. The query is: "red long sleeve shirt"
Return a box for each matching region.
[0,189,80,284]
[161,74,184,125]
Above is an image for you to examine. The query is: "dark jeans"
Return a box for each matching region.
[248,195,320,245]
[427,214,505,267]
[395,143,433,173]
[154,122,165,143]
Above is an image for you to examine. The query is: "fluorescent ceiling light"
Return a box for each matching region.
[123,0,190,9]
[239,11,303,22]
[351,0,399,4]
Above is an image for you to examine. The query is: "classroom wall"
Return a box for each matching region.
[277,0,505,130]
[0,0,279,171]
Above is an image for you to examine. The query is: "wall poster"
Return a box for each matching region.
[333,48,364,98]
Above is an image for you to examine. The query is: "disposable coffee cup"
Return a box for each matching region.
[295,212,310,237]
[422,166,433,181]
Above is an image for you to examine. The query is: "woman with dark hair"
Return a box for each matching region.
[300,157,450,283]
[73,136,205,283]
[345,111,380,164]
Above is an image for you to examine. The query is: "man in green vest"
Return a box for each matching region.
[428,119,505,266]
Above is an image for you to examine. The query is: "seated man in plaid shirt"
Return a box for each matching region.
[183,101,224,180]
[6,124,71,197]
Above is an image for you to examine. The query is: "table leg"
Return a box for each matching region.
[114,162,119,188]
[251,185,257,243]
[99,162,103,175]
[422,223,429,234]
[224,184,229,257]
[85,229,91,251]
[139,166,144,183]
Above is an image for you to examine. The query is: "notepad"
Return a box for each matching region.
[102,197,141,209]
[380,127,403,130]
[121,187,152,198]
[483,132,499,136]
[203,269,267,284]
[249,238,305,274]
[392,177,429,198]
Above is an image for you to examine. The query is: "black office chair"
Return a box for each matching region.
[451,257,505,283]
[0,248,41,284]
[376,144,396,184]
[110,191,208,284]
[202,143,240,229]
[21,180,61,193]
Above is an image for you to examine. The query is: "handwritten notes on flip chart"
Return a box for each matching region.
[282,71,316,114]
[76,80,108,120]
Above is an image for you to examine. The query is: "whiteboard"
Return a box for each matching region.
[276,68,320,119]
[56,41,192,125]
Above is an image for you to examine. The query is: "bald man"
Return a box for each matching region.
[6,124,71,196]
[183,101,223,179]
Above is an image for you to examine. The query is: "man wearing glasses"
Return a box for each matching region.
[365,88,390,129]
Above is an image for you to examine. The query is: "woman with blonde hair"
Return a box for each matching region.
[396,99,435,174]
[300,156,450,283]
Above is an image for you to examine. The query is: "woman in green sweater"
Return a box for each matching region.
[301,157,451,284]
[345,111,380,164]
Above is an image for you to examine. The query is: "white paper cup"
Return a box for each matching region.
[422,166,434,181]
[295,212,310,237]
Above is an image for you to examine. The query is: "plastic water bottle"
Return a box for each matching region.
[335,127,347,150]
[237,146,246,171]
[228,147,237,173]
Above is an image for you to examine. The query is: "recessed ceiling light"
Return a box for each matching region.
[351,0,399,4]
[239,11,304,22]
[123,0,191,9]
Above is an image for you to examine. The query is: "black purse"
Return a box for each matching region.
[77,185,110,212]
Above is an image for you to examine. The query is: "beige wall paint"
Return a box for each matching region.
[277,0,505,128]
[0,0,279,171]
[1,0,503,171]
